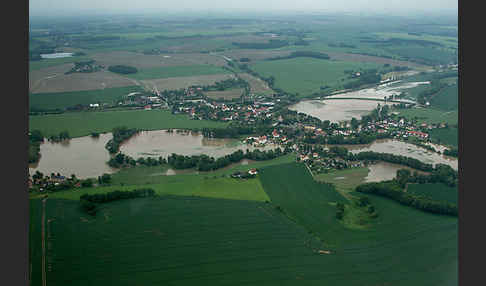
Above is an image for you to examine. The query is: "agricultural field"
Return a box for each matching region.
[259,162,457,285]
[407,183,458,205]
[91,51,227,69]
[314,167,369,193]
[29,55,92,71]
[251,58,382,96]
[217,49,293,62]
[430,84,458,111]
[36,196,332,286]
[29,69,137,94]
[29,200,43,286]
[140,74,233,92]
[238,73,274,95]
[393,108,458,125]
[429,127,458,147]
[29,109,228,138]
[205,88,244,101]
[29,86,143,111]
[325,51,429,69]
[124,64,230,80]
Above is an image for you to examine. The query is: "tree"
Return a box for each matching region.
[100,173,111,184]
[350,117,359,130]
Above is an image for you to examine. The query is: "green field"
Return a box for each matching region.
[407,183,457,204]
[314,167,369,193]
[29,86,143,110]
[29,109,227,138]
[109,153,295,185]
[124,65,231,80]
[259,162,457,285]
[29,200,43,286]
[429,127,458,147]
[394,108,458,125]
[251,58,382,96]
[430,84,458,111]
[29,56,92,71]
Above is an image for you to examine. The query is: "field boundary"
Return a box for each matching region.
[41,198,46,286]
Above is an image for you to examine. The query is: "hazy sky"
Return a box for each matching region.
[29,0,457,16]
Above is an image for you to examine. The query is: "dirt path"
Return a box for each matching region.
[41,198,47,286]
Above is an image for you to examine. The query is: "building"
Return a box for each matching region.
[248,169,258,175]
[406,130,429,139]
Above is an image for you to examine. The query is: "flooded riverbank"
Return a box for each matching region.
[364,161,430,183]
[289,81,427,122]
[28,133,116,179]
[119,130,280,159]
[342,139,457,170]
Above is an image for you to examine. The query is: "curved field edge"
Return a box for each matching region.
[258,162,457,285]
[29,109,228,138]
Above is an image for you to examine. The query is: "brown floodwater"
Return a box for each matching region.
[289,81,428,123]
[28,133,116,179]
[364,161,430,183]
[343,139,458,170]
[289,99,393,123]
[119,130,281,159]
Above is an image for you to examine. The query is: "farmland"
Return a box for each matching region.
[429,127,458,147]
[29,86,143,111]
[28,12,459,286]
[238,73,274,95]
[29,69,137,94]
[251,58,382,96]
[407,183,457,204]
[205,88,244,101]
[29,109,227,138]
[430,84,458,111]
[259,162,457,285]
[314,167,369,193]
[393,108,458,125]
[140,74,233,92]
[124,65,231,80]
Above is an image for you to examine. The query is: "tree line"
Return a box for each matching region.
[105,126,139,154]
[356,181,457,216]
[167,148,288,171]
[108,65,138,74]
[267,51,330,61]
[80,188,155,215]
[232,39,289,49]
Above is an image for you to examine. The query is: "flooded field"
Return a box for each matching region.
[40,52,73,59]
[364,161,429,183]
[344,139,458,170]
[28,133,116,179]
[289,81,428,122]
[289,99,393,123]
[119,130,280,159]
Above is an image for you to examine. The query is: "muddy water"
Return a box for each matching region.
[28,133,116,179]
[119,130,280,159]
[343,139,458,170]
[289,81,428,122]
[289,99,393,123]
[364,161,430,183]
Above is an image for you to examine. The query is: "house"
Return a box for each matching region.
[248,169,258,175]
[272,130,280,138]
[313,153,319,158]
[144,105,152,110]
[406,130,429,139]
[89,103,99,108]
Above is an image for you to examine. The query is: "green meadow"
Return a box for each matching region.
[29,86,143,111]
[29,109,227,138]
[124,65,231,80]
[251,58,382,96]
